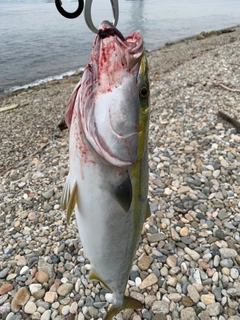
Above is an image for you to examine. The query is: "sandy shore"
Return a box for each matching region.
[1,26,240,320]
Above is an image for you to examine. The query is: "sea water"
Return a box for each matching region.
[0,0,240,96]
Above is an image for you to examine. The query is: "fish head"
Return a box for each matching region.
[67,20,149,167]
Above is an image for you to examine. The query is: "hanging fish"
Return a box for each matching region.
[61,20,150,320]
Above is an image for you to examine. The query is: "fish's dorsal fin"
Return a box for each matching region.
[113,172,132,212]
[145,201,151,220]
[89,268,112,292]
[61,175,78,224]
[105,295,142,320]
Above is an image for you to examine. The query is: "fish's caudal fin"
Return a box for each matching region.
[61,174,78,224]
[105,296,142,320]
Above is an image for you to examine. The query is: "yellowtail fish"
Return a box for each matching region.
[61,20,150,320]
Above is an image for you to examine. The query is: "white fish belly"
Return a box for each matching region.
[73,161,140,297]
[69,149,146,304]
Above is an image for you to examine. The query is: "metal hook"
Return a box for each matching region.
[84,0,119,34]
[55,0,84,19]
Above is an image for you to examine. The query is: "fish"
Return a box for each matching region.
[61,20,150,320]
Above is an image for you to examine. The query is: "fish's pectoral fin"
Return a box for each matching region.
[61,173,71,211]
[145,200,151,220]
[61,174,78,224]
[105,296,142,320]
[89,268,112,292]
[113,171,132,212]
[66,181,78,224]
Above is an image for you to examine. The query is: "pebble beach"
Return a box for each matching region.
[1,25,240,320]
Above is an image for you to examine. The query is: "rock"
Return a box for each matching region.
[62,305,70,315]
[0,294,8,305]
[215,229,224,240]
[29,284,42,295]
[180,227,189,237]
[152,301,169,314]
[187,285,200,303]
[135,277,142,287]
[35,270,49,283]
[182,296,194,307]
[168,293,181,302]
[200,293,215,305]
[171,228,180,241]
[152,315,167,320]
[16,256,27,266]
[44,291,57,303]
[230,268,239,279]
[0,283,13,295]
[70,301,78,314]
[38,260,55,279]
[220,258,233,268]
[184,247,200,260]
[160,266,168,277]
[145,295,156,307]
[130,292,145,304]
[24,301,37,314]
[167,277,177,287]
[20,266,29,275]
[147,233,165,243]
[33,289,46,300]
[206,302,222,316]
[40,310,51,320]
[166,255,177,268]
[11,287,30,312]
[0,268,10,279]
[180,307,196,320]
[139,273,158,289]
[57,283,73,296]
[178,186,191,194]
[42,189,54,199]
[88,306,98,318]
[138,256,153,271]
[200,311,211,320]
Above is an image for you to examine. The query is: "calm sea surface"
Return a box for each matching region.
[1,0,240,96]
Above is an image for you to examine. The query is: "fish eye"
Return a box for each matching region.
[140,85,148,99]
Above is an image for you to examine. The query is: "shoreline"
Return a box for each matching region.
[1,24,239,101]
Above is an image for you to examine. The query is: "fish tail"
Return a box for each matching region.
[105,296,142,320]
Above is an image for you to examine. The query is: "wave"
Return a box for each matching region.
[4,68,84,95]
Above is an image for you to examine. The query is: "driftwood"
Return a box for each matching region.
[0,104,18,112]
[215,83,240,93]
[218,111,240,133]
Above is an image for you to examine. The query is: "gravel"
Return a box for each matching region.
[1,26,240,320]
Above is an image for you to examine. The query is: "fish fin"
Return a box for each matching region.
[113,172,132,212]
[61,174,72,211]
[66,181,78,224]
[145,201,151,220]
[61,175,78,224]
[105,296,142,320]
[89,269,112,292]
[65,80,82,128]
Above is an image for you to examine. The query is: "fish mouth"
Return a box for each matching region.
[98,21,126,42]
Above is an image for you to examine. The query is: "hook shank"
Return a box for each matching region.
[84,0,119,34]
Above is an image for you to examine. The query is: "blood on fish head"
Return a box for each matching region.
[66,21,147,167]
